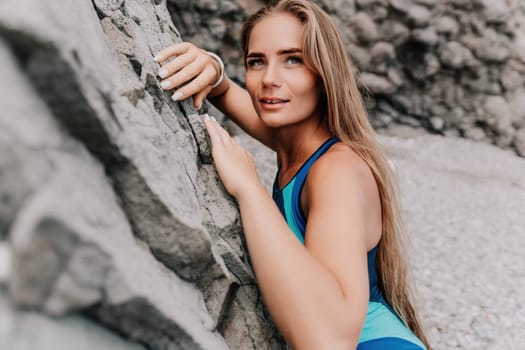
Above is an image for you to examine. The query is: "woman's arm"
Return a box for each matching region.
[204,117,372,349]
[155,43,275,149]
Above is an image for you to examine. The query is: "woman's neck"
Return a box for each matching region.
[274,122,331,183]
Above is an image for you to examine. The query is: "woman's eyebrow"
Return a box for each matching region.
[246,52,264,58]
[246,48,302,58]
[277,48,302,55]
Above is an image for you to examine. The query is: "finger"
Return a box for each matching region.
[158,51,197,82]
[154,42,192,62]
[204,115,225,147]
[194,86,213,109]
[212,118,234,144]
[169,61,217,101]
[174,67,215,103]
[161,55,206,94]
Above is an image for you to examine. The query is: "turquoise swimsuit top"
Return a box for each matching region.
[271,137,426,350]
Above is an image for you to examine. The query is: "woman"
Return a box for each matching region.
[155,0,430,349]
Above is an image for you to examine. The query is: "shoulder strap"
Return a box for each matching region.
[291,137,340,235]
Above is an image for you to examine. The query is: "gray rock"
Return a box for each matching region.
[208,18,227,39]
[423,53,441,76]
[407,5,432,27]
[483,95,513,134]
[350,12,379,43]
[322,0,356,19]
[435,15,460,35]
[4,112,229,349]
[390,0,413,13]
[479,0,512,23]
[194,0,219,12]
[359,72,398,94]
[93,0,124,17]
[429,116,445,131]
[472,28,511,62]
[0,0,286,348]
[413,0,434,6]
[439,41,474,68]
[514,127,525,156]
[0,291,147,350]
[0,243,10,283]
[464,126,487,141]
[443,128,461,137]
[460,65,502,95]
[0,44,231,348]
[509,88,525,128]
[347,43,372,69]
[387,67,405,87]
[430,103,448,117]
[512,30,525,63]
[368,4,389,20]
[501,60,525,91]
[220,0,242,14]
[370,41,395,64]
[1,0,218,284]
[412,27,439,46]
[356,0,388,6]
[379,20,410,45]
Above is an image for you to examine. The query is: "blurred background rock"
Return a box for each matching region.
[170,0,525,157]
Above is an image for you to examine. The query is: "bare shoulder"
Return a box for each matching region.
[303,142,382,247]
[307,142,375,194]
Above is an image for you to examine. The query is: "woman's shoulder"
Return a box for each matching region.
[304,141,378,205]
[310,142,372,183]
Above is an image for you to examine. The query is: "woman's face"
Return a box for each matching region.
[245,12,323,129]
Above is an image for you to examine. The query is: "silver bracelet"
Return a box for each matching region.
[206,51,225,89]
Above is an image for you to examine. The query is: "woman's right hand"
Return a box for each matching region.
[154,42,223,109]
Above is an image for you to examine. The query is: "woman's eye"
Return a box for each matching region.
[247,59,264,68]
[286,56,303,64]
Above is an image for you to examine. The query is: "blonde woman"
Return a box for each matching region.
[155,0,430,348]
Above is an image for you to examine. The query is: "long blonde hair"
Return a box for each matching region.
[241,1,430,348]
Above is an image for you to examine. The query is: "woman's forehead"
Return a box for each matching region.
[248,12,304,53]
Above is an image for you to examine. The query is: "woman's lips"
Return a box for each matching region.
[259,97,290,109]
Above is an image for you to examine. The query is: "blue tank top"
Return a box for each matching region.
[272,137,426,349]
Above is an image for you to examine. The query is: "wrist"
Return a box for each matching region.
[206,51,224,89]
[235,180,267,204]
[208,74,230,98]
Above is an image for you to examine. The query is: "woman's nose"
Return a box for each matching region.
[262,63,281,88]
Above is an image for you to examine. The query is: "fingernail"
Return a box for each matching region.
[196,102,202,110]
[160,80,172,89]
[158,68,169,78]
[153,53,163,62]
[171,91,183,101]
[210,116,217,122]
[203,114,210,120]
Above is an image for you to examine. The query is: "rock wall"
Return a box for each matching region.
[0,0,285,349]
[169,0,525,156]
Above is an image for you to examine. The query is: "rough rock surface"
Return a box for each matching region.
[0,0,284,349]
[170,0,525,157]
[0,289,147,350]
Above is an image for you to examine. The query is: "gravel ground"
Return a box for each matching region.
[382,135,525,350]
[239,131,525,350]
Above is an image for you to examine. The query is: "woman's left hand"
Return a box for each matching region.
[203,115,262,199]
